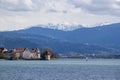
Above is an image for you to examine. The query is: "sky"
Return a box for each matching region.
[0,0,120,31]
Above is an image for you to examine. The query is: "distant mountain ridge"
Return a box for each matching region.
[0,23,120,54]
[17,23,120,49]
[0,34,39,49]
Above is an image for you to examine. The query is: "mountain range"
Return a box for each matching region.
[0,23,120,54]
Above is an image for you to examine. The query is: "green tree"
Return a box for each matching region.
[41,47,59,60]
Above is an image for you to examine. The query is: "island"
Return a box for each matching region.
[0,47,59,60]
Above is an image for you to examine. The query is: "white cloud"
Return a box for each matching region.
[0,0,120,31]
[0,0,36,11]
[70,0,120,16]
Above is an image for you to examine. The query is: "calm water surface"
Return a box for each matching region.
[0,59,120,80]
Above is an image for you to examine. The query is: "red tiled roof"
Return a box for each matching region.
[30,48,40,53]
[12,48,40,54]
[13,48,25,53]
[15,50,24,53]
[30,50,36,53]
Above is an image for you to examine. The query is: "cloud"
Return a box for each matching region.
[0,0,119,16]
[70,0,120,16]
[0,0,73,12]
[0,0,37,11]
[0,0,120,31]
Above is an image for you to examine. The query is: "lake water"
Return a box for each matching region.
[0,59,120,80]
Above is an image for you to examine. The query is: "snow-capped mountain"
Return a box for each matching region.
[29,22,119,31]
[35,23,84,31]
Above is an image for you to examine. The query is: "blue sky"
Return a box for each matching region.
[0,0,120,31]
